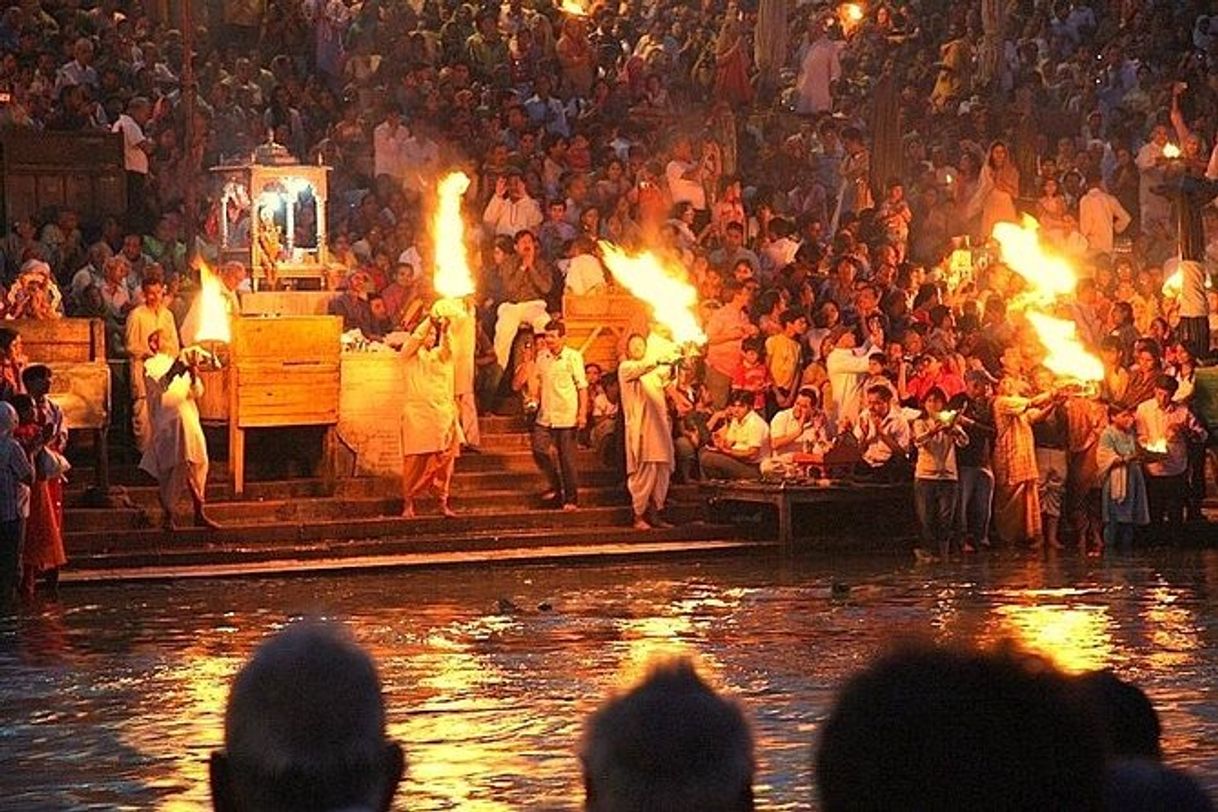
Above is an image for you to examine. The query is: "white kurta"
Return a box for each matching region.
[619,354,675,475]
[139,357,209,492]
[399,332,460,457]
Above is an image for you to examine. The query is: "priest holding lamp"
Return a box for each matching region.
[1135,375,1206,543]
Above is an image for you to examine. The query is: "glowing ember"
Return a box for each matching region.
[598,242,706,347]
[991,215,1078,303]
[1162,143,1182,160]
[937,410,958,424]
[194,262,232,344]
[432,172,475,300]
[559,0,589,16]
[842,2,864,21]
[1025,311,1103,382]
[1144,439,1168,454]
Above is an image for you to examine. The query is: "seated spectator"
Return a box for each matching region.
[328,270,377,335]
[850,384,912,482]
[581,659,754,812]
[699,389,770,480]
[209,621,405,812]
[563,237,607,296]
[816,644,1106,811]
[762,387,832,477]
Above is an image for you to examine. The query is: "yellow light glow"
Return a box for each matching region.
[194,261,232,344]
[432,172,476,300]
[1163,143,1182,160]
[1024,311,1104,382]
[1162,264,1212,298]
[992,603,1114,673]
[1143,439,1168,454]
[560,0,590,16]
[597,242,707,347]
[991,215,1078,303]
[843,2,864,21]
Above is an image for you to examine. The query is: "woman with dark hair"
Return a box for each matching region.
[0,327,24,402]
[969,141,1021,239]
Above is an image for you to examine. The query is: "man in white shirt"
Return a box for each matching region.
[826,326,880,425]
[482,171,543,237]
[125,268,181,451]
[1078,173,1131,257]
[852,384,912,481]
[1135,375,1206,542]
[399,126,440,192]
[372,108,409,184]
[665,136,707,224]
[54,37,98,95]
[700,390,771,479]
[762,388,832,476]
[532,319,588,510]
[113,97,154,229]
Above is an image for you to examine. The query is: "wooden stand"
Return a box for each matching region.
[562,293,647,370]
[226,316,342,494]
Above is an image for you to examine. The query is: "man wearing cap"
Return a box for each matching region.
[482,171,543,238]
[1135,375,1207,543]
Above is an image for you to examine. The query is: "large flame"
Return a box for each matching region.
[1024,311,1103,382]
[991,215,1078,303]
[194,262,232,344]
[598,242,706,346]
[991,216,1102,383]
[432,172,475,300]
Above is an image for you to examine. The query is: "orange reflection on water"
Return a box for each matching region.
[987,598,1115,673]
[1143,586,1199,670]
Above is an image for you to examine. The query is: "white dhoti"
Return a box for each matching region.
[131,357,152,452]
[628,460,672,517]
[457,392,481,447]
[161,459,209,511]
[493,299,549,368]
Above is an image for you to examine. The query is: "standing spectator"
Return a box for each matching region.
[827,326,880,425]
[912,387,969,559]
[666,136,708,230]
[766,309,807,410]
[1135,375,1206,543]
[1078,173,1131,258]
[704,282,756,408]
[1098,402,1150,551]
[372,107,408,186]
[111,97,154,230]
[0,402,30,609]
[532,319,587,510]
[619,333,676,530]
[952,370,996,552]
[992,374,1048,547]
[12,393,65,600]
[125,267,180,451]
[795,20,839,115]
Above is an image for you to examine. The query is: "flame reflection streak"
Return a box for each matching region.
[988,602,1115,673]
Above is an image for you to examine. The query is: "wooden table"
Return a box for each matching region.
[700,479,908,548]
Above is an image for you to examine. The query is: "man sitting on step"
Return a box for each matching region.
[698,389,771,480]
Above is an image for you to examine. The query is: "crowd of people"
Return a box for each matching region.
[208,619,1215,811]
[0,0,1213,557]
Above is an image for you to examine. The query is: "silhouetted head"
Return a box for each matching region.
[581,659,754,812]
[816,644,1105,812]
[210,621,405,812]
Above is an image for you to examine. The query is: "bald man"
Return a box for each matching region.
[210,622,405,812]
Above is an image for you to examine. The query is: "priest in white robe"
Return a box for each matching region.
[397,314,461,518]
[619,333,677,530]
[139,334,219,531]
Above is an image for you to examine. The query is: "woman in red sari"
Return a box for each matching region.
[13,393,66,599]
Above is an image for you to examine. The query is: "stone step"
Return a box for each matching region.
[62,536,773,583]
[65,519,743,573]
[66,484,705,533]
[65,503,706,555]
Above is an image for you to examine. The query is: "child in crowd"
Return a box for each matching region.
[1097,402,1149,552]
[732,337,772,416]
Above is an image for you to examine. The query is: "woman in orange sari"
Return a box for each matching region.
[13,393,66,599]
[713,8,753,108]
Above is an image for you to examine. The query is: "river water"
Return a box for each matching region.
[2,549,1217,810]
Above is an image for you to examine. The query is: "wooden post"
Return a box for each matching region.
[228,361,245,496]
[180,0,198,266]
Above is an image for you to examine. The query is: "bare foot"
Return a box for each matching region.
[194,512,221,530]
[440,502,457,518]
[401,502,416,519]
[633,517,652,530]
[561,503,579,512]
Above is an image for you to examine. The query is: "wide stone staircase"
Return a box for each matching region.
[60,416,765,582]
